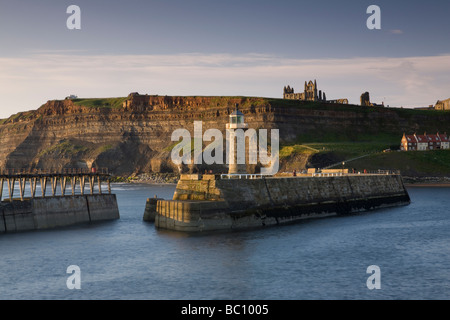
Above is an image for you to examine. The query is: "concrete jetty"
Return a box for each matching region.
[0,169,120,233]
[145,173,410,232]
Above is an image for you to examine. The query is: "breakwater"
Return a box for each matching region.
[1,170,120,233]
[147,173,410,232]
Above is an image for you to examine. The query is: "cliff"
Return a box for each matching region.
[1,95,450,176]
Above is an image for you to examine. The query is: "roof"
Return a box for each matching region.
[405,135,417,143]
[427,134,440,142]
[404,133,450,144]
[415,135,427,143]
[438,134,449,142]
[230,104,244,116]
[230,110,244,116]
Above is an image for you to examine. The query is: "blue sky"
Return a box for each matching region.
[1,0,450,118]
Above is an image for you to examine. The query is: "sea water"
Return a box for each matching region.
[0,184,449,300]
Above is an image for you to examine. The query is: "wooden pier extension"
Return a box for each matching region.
[0,168,120,233]
[0,168,111,202]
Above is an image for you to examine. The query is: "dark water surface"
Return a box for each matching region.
[0,184,449,300]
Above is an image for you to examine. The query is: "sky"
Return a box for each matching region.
[1,0,450,118]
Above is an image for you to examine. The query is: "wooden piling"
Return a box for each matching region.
[30,177,37,198]
[0,171,112,202]
[41,177,47,198]
[71,176,76,196]
[0,178,3,202]
[8,178,15,202]
[19,177,26,201]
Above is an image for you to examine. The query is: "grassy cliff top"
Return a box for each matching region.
[1,95,449,132]
[2,94,449,118]
[71,97,127,109]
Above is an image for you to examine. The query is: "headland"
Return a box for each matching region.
[1,94,450,179]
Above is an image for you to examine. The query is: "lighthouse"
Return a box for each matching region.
[226,104,249,175]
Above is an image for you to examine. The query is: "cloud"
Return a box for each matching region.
[389,29,404,35]
[1,53,450,118]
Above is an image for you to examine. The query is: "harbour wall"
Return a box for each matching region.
[0,194,120,233]
[151,174,410,232]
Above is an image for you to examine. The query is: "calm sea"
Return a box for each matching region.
[0,183,449,300]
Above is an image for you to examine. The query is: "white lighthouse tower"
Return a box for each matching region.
[226,104,249,175]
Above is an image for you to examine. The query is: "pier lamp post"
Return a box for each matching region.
[342,162,345,174]
[226,104,249,175]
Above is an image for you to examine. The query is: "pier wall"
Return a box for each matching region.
[154,174,410,232]
[0,194,120,233]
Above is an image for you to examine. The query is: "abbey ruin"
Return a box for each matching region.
[283,80,348,104]
[360,91,384,107]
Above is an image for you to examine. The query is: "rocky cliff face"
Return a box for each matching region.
[0,96,449,176]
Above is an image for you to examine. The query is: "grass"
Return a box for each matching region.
[283,132,400,160]
[267,97,450,116]
[283,141,450,176]
[97,144,114,153]
[163,138,197,154]
[278,126,450,176]
[267,98,381,113]
[279,144,319,159]
[292,130,400,144]
[348,150,450,175]
[307,142,390,157]
[38,140,89,157]
[0,110,36,124]
[72,97,127,109]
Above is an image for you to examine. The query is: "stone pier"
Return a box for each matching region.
[149,173,410,232]
[0,170,120,233]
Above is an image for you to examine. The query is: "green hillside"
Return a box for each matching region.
[281,139,450,177]
[347,150,450,176]
[72,97,127,109]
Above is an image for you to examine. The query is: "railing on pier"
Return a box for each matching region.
[0,168,109,175]
[220,174,272,180]
[221,170,401,180]
[0,168,112,202]
[311,169,401,177]
[360,169,401,175]
[302,169,402,177]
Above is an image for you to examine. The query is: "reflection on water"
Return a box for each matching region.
[0,184,449,300]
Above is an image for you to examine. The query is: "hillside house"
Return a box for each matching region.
[401,134,417,151]
[427,134,441,150]
[401,132,449,151]
[438,133,450,149]
[415,134,428,151]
